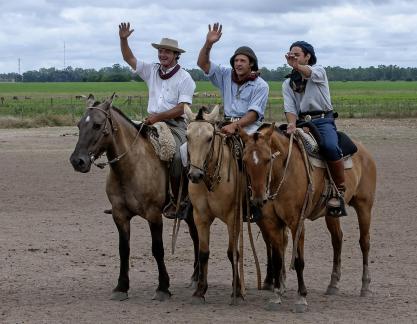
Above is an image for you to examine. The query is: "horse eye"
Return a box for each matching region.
[92,123,101,130]
[207,136,213,143]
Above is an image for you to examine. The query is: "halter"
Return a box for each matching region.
[188,119,226,191]
[86,106,142,169]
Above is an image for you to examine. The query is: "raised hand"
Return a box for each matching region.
[285,52,299,69]
[119,22,134,40]
[206,22,222,45]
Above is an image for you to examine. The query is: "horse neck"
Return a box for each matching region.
[206,132,229,173]
[106,110,155,172]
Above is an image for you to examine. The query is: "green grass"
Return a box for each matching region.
[1,81,417,128]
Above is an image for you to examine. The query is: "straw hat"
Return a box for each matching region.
[151,38,185,53]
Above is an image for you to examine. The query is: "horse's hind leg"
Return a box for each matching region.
[184,207,199,288]
[325,215,343,295]
[111,212,131,301]
[148,218,172,301]
[351,199,373,297]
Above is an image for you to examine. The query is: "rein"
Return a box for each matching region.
[87,106,143,169]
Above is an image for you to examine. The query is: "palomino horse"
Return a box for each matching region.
[184,105,283,303]
[239,124,376,312]
[69,94,199,301]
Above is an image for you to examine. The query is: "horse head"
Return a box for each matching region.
[70,93,117,173]
[239,123,277,207]
[185,104,220,183]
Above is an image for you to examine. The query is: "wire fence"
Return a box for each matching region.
[1,95,417,124]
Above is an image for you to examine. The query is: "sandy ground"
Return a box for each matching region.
[1,119,417,323]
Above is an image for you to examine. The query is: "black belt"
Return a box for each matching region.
[299,111,333,121]
[224,116,242,122]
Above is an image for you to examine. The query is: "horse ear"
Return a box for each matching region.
[238,125,250,143]
[86,94,95,107]
[264,122,275,142]
[184,104,196,121]
[205,104,220,122]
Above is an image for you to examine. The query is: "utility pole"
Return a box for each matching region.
[18,58,21,75]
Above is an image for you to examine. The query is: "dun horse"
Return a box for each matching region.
[70,94,199,301]
[239,124,376,312]
[185,105,283,303]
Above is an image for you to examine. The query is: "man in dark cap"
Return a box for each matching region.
[282,41,347,217]
[197,22,269,134]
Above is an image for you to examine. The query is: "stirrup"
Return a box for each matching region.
[162,201,177,219]
[327,192,348,217]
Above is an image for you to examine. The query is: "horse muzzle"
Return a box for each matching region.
[69,152,92,173]
[188,167,204,184]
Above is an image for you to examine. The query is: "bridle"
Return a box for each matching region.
[86,106,142,169]
[188,119,226,191]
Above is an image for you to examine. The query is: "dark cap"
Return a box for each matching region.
[230,46,259,71]
[290,41,317,65]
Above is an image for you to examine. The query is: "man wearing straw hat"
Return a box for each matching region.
[119,22,196,220]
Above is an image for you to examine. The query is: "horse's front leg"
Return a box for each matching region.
[111,210,131,301]
[227,220,243,304]
[184,207,199,288]
[292,227,308,313]
[148,218,172,301]
[192,211,212,303]
[325,215,343,295]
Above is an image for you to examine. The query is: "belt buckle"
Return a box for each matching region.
[305,114,312,121]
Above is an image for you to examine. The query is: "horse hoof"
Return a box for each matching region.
[261,282,274,291]
[191,296,205,304]
[294,303,308,313]
[152,290,171,301]
[360,289,372,297]
[229,295,245,306]
[266,299,282,311]
[110,291,128,301]
[326,286,339,295]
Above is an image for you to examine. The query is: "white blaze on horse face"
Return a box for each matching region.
[252,150,260,165]
[85,115,90,123]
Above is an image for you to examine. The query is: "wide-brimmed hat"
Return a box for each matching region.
[230,46,259,71]
[151,38,185,53]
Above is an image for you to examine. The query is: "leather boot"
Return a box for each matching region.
[327,159,348,217]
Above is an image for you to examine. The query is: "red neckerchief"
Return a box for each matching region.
[231,70,260,85]
[158,64,181,80]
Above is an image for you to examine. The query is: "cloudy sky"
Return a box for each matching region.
[0,0,415,73]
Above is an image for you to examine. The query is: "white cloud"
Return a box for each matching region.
[0,0,415,73]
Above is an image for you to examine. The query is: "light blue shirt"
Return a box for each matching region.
[206,62,269,133]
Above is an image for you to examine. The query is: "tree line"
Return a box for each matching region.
[1,64,417,82]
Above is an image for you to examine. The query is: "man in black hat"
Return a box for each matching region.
[282,41,347,217]
[197,22,269,135]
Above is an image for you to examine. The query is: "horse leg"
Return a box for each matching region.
[192,212,212,303]
[293,228,308,313]
[227,222,243,304]
[184,207,199,288]
[351,199,373,297]
[111,213,131,301]
[325,215,343,295]
[148,219,172,301]
[260,229,274,291]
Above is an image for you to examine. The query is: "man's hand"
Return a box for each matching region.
[119,22,134,40]
[286,122,296,134]
[221,122,238,135]
[206,22,222,45]
[285,52,299,70]
[144,114,160,125]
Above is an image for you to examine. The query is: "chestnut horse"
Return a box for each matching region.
[70,94,199,301]
[239,124,376,312]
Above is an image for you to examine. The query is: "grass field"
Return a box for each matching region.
[0,81,416,127]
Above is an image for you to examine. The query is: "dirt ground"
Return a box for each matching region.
[1,118,417,323]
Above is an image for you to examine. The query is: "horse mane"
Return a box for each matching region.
[111,106,149,135]
[196,107,205,121]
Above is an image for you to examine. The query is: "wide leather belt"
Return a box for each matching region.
[299,111,333,121]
